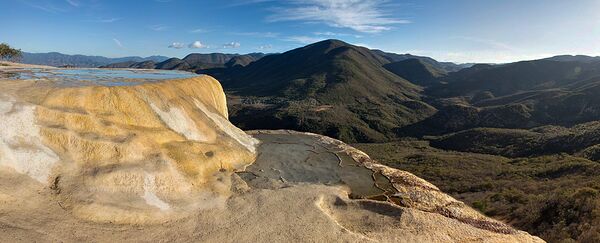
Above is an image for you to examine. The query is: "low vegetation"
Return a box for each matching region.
[0,43,22,61]
[355,140,600,242]
[431,121,600,158]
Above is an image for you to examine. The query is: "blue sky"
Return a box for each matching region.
[2,0,600,63]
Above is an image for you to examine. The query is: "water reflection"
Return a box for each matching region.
[1,68,199,86]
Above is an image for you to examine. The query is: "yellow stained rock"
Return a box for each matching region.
[0,75,258,223]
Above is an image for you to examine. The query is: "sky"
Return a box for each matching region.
[1,0,600,63]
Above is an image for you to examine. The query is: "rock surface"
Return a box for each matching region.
[0,64,543,242]
[0,67,258,223]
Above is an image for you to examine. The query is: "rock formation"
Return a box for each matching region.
[0,70,258,223]
[0,64,543,242]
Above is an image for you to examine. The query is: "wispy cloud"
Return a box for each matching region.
[189,28,208,33]
[149,24,169,31]
[168,42,186,49]
[93,17,121,23]
[65,0,79,7]
[283,36,325,44]
[112,38,123,48]
[266,0,409,33]
[223,42,241,48]
[22,1,66,13]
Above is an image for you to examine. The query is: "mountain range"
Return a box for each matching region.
[97,39,600,147]
[207,40,600,144]
[101,53,267,70]
[408,58,600,136]
[205,40,439,142]
[20,52,169,68]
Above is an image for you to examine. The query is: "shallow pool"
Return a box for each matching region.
[2,68,199,86]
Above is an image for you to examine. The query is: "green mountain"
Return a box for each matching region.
[396,59,600,135]
[182,53,238,65]
[205,39,437,142]
[428,59,600,97]
[155,57,190,70]
[225,54,262,67]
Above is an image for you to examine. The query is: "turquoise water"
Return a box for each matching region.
[5,68,199,86]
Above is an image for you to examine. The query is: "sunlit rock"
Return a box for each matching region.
[0,67,258,223]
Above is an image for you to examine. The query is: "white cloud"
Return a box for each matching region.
[283,36,325,44]
[149,24,169,31]
[189,41,206,49]
[223,42,241,48]
[112,38,123,48]
[266,0,409,33]
[168,42,186,49]
[258,44,273,50]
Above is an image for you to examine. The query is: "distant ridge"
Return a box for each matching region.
[371,50,471,72]
[21,52,169,68]
[392,57,600,136]
[544,54,600,63]
[102,53,266,70]
[383,58,447,86]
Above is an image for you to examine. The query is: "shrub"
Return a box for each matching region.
[0,43,22,61]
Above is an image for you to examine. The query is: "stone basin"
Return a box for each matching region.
[1,67,199,87]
